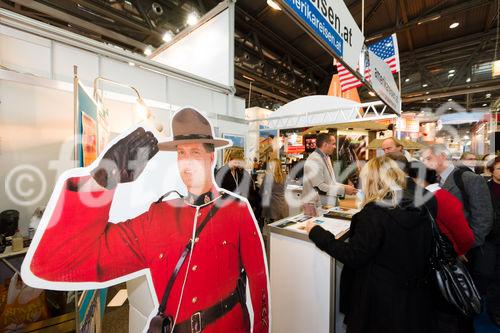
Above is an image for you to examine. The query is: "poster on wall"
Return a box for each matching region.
[77,83,111,167]
[337,133,368,186]
[21,107,270,333]
[77,83,98,167]
[259,127,279,163]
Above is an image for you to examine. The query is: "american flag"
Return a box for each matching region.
[337,33,400,92]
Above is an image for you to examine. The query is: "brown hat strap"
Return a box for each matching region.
[173,134,214,141]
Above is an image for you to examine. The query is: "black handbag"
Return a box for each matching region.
[147,194,226,333]
[427,208,482,317]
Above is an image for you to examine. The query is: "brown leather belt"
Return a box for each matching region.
[173,290,241,333]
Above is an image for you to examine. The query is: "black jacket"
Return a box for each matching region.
[215,165,261,217]
[309,194,434,333]
[487,180,500,244]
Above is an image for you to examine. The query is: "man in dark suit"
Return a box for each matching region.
[421,145,493,247]
[422,144,493,308]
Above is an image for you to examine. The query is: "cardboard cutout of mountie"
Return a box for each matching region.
[21,107,270,333]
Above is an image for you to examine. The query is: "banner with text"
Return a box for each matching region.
[282,0,365,70]
[368,50,401,113]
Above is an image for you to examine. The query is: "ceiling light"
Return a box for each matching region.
[186,12,199,26]
[486,93,491,98]
[135,98,149,120]
[405,78,410,82]
[448,73,455,77]
[368,91,376,97]
[128,61,135,67]
[143,46,153,56]
[448,98,453,101]
[448,69,455,74]
[242,75,255,81]
[427,98,431,101]
[366,34,383,42]
[482,103,487,107]
[162,30,174,43]
[426,91,430,94]
[449,22,459,29]
[267,0,282,10]
[422,83,428,87]
[494,60,500,77]
[417,15,441,25]
[466,77,471,82]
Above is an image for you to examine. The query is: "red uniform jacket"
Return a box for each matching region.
[30,177,269,332]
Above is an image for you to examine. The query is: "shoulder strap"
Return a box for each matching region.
[157,193,228,314]
[452,167,471,213]
[155,190,184,203]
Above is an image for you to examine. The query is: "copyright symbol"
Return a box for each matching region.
[5,165,46,206]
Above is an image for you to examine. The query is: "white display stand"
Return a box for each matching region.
[267,212,353,333]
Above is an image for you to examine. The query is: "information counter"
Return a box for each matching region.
[267,208,356,333]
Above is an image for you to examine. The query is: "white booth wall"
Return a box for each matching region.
[0,21,246,235]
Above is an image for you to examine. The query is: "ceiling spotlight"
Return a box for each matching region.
[405,78,410,82]
[143,45,153,56]
[186,12,199,26]
[449,22,459,29]
[368,91,376,97]
[162,30,174,43]
[422,83,428,87]
[128,61,135,67]
[427,98,431,101]
[466,77,471,82]
[448,69,455,74]
[267,0,282,10]
[482,103,487,107]
[448,98,453,101]
[417,14,441,25]
[486,93,491,98]
[448,73,455,77]
[426,91,430,94]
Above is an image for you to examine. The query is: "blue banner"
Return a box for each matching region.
[283,0,343,58]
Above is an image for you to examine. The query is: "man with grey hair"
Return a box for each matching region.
[421,144,493,246]
[421,144,493,309]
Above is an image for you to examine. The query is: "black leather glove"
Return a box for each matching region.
[91,127,159,189]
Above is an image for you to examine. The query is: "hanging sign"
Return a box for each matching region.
[281,0,365,70]
[368,50,401,113]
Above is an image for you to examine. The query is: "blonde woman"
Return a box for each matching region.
[260,158,289,223]
[305,156,436,333]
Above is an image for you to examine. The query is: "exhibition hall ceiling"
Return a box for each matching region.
[0,0,498,112]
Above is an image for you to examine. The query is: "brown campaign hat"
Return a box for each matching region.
[158,107,231,151]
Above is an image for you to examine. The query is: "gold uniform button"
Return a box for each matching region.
[192,265,198,271]
[159,253,164,259]
[222,240,227,245]
[192,297,198,304]
[194,237,200,243]
[197,212,202,217]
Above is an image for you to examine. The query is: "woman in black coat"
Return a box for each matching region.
[305,156,435,333]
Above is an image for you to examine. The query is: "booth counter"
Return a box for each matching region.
[267,208,357,333]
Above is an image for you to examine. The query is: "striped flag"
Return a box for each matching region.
[337,33,400,92]
[337,63,370,92]
[369,34,400,73]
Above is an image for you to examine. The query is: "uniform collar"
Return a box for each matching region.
[185,187,220,206]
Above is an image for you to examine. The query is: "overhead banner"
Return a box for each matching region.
[368,50,401,113]
[282,0,365,70]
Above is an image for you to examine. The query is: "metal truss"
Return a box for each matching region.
[248,100,395,130]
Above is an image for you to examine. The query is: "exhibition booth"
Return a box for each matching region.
[0,0,404,331]
[0,2,250,331]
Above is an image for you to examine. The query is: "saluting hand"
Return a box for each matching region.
[91,127,159,190]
